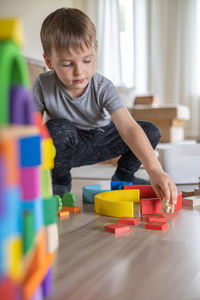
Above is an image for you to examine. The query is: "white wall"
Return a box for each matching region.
[0,0,98,60]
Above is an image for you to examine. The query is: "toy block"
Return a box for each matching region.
[6,237,23,282]
[140,198,162,215]
[0,158,6,214]
[62,206,81,213]
[82,184,108,203]
[0,18,24,47]
[95,190,140,218]
[118,217,139,225]
[0,41,30,125]
[34,112,50,138]
[23,252,54,300]
[57,210,69,218]
[56,195,63,211]
[124,185,157,198]
[41,138,55,170]
[182,197,200,207]
[0,277,15,300]
[31,285,43,300]
[0,125,39,139]
[111,181,132,190]
[145,221,168,231]
[23,211,35,254]
[0,138,18,185]
[41,169,52,199]
[63,192,76,207]
[43,196,57,226]
[42,267,52,298]
[9,85,34,125]
[19,135,41,167]
[0,186,21,238]
[145,214,166,223]
[24,228,47,280]
[20,166,40,200]
[174,191,182,211]
[45,223,59,253]
[105,223,130,234]
[21,197,44,232]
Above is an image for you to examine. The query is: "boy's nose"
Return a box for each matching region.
[74,64,82,75]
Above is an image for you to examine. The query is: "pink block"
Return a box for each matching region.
[20,166,40,200]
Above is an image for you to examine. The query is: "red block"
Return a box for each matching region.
[174,191,182,211]
[146,214,166,223]
[140,198,162,215]
[118,217,139,225]
[123,185,157,198]
[105,223,130,234]
[145,221,168,231]
[0,277,15,300]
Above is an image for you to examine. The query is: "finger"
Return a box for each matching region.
[162,184,170,203]
[153,185,164,201]
[168,182,178,204]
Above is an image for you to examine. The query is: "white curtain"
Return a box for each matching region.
[96,0,122,85]
[147,0,200,137]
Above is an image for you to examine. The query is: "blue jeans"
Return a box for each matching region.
[46,118,161,196]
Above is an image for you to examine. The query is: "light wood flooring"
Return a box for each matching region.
[47,178,200,300]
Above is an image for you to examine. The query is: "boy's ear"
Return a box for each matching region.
[43,53,54,70]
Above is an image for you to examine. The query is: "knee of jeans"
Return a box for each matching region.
[46,118,79,146]
[138,121,161,148]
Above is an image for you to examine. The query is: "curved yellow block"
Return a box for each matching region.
[95,189,140,217]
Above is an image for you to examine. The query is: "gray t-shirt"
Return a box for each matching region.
[32,71,124,130]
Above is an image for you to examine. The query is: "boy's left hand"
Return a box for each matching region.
[148,169,178,205]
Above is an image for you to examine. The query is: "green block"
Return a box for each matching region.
[23,211,35,254]
[43,196,57,225]
[62,192,76,207]
[41,169,52,199]
[56,195,62,211]
[0,40,30,125]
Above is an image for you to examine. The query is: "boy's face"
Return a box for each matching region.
[43,44,97,98]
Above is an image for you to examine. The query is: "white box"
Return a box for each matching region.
[157,142,200,184]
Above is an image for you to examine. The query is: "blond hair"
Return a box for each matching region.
[40,7,98,56]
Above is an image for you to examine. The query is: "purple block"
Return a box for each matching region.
[42,267,52,298]
[30,285,43,300]
[20,166,40,200]
[9,86,34,125]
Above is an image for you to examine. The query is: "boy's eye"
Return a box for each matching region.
[83,60,91,64]
[62,63,71,67]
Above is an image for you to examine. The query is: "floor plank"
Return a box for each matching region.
[47,179,200,300]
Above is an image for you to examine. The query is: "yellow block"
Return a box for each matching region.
[41,138,56,170]
[6,237,23,282]
[0,18,24,47]
[95,189,140,217]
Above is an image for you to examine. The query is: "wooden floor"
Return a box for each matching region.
[47,179,200,300]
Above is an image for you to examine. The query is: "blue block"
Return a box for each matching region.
[19,135,41,167]
[21,197,44,232]
[111,181,132,190]
[0,186,22,241]
[82,184,108,203]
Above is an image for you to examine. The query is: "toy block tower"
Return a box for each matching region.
[0,18,58,299]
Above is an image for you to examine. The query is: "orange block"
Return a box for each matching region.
[62,206,81,213]
[0,138,19,185]
[24,228,47,281]
[23,253,54,300]
[34,112,50,138]
[57,210,69,218]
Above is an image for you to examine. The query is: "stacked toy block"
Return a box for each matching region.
[0,18,58,299]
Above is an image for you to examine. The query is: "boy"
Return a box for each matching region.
[33,7,177,205]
